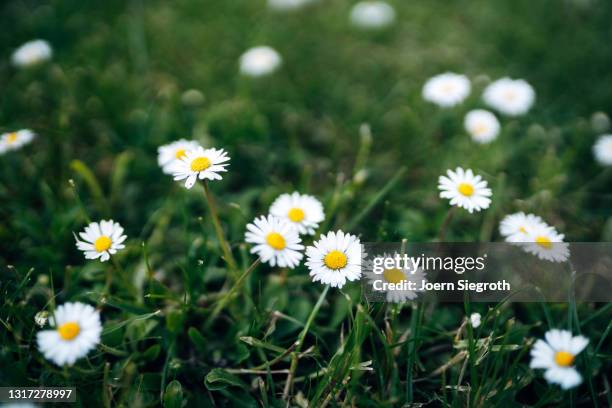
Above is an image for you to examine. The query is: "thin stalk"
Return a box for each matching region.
[203,181,238,275]
[283,285,330,401]
[438,207,455,242]
[206,258,261,326]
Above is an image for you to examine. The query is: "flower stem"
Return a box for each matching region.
[206,258,261,327]
[283,284,330,400]
[203,181,238,275]
[438,207,455,242]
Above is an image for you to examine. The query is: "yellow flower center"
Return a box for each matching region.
[383,268,406,284]
[94,236,112,252]
[6,132,18,143]
[535,236,552,249]
[324,250,348,270]
[288,207,305,222]
[473,123,488,135]
[504,90,517,101]
[442,83,456,94]
[554,351,575,367]
[458,183,474,197]
[519,226,527,233]
[175,149,187,159]
[266,232,286,250]
[58,321,81,341]
[191,157,211,172]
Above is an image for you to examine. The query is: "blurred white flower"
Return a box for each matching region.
[36,302,102,366]
[422,73,471,108]
[530,329,588,390]
[245,215,304,268]
[269,192,325,235]
[438,167,492,213]
[268,0,314,11]
[75,220,127,262]
[239,46,282,77]
[483,77,535,116]
[0,129,35,154]
[365,253,427,303]
[157,139,201,175]
[464,109,500,144]
[171,146,230,188]
[306,230,362,288]
[349,1,396,30]
[520,223,569,263]
[12,39,52,68]
[592,134,612,166]
[499,212,548,242]
[469,312,481,328]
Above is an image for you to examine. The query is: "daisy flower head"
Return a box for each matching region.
[245,215,304,268]
[422,73,471,108]
[365,253,427,303]
[593,134,612,166]
[239,46,282,77]
[438,167,492,213]
[499,212,547,242]
[0,129,35,154]
[172,146,230,189]
[349,1,396,30]
[464,109,500,144]
[12,39,52,68]
[520,223,569,263]
[469,312,482,328]
[268,0,313,11]
[483,77,535,116]
[530,329,589,390]
[36,302,102,366]
[75,220,127,262]
[269,192,325,235]
[306,230,362,289]
[157,139,200,175]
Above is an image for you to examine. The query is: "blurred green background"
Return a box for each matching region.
[1,0,611,406]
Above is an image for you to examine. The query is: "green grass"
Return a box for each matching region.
[1,0,611,406]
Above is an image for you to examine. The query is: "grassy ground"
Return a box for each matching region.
[1,0,611,406]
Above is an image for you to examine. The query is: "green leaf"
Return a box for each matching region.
[188,327,207,354]
[141,344,161,362]
[204,368,248,391]
[163,380,183,408]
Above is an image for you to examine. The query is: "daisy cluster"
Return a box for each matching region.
[8,22,601,395]
[423,73,534,144]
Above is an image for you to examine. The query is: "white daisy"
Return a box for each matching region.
[592,134,612,166]
[422,73,471,108]
[239,46,282,77]
[530,329,589,390]
[349,1,396,30]
[0,129,35,154]
[269,192,325,235]
[483,77,535,116]
[268,0,314,11]
[365,253,427,303]
[245,215,304,268]
[171,146,230,189]
[499,212,548,242]
[306,230,362,289]
[438,167,492,213]
[75,220,127,262]
[36,302,102,366]
[464,109,500,144]
[157,139,201,175]
[11,39,52,68]
[469,312,481,328]
[520,223,569,263]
